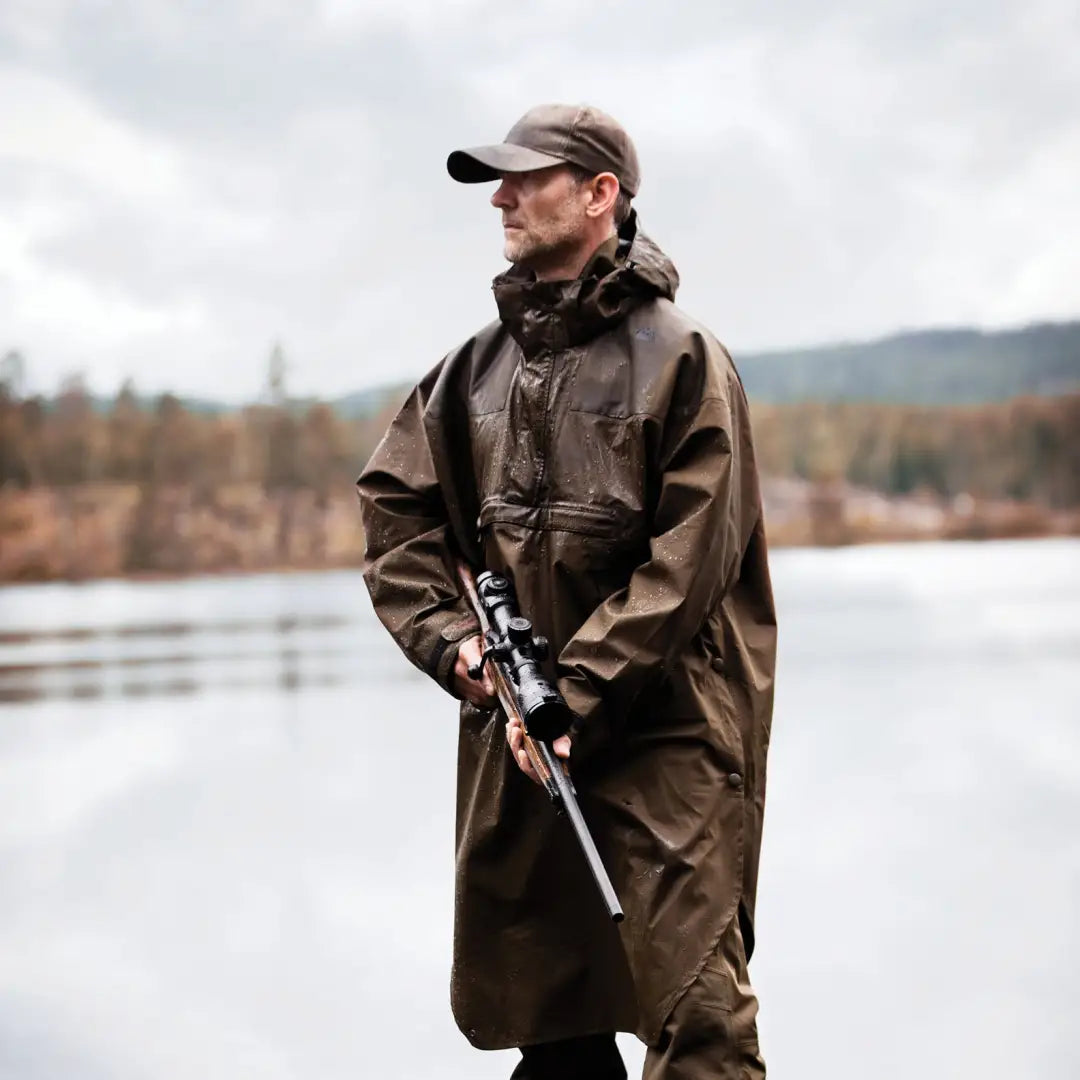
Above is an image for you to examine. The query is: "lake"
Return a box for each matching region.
[0,538,1077,1079]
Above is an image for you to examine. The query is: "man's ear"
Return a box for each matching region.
[585,172,620,219]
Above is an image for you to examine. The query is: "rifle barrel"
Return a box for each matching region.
[537,741,624,923]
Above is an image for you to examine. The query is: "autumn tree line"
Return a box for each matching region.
[2,376,1077,505]
[0,351,1077,580]
[751,393,1080,507]
[0,354,391,580]
[0,377,373,494]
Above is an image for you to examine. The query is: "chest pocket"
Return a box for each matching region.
[479,499,650,618]
[550,501,646,590]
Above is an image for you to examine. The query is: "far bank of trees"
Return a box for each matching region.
[0,371,382,496]
[0,352,395,579]
[751,394,1080,508]
[2,367,1077,509]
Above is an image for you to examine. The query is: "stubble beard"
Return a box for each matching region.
[503,200,587,273]
[504,226,573,268]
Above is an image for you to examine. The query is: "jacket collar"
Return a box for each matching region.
[491,212,679,357]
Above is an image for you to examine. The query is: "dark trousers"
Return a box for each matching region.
[510,1032,627,1079]
[510,916,765,1079]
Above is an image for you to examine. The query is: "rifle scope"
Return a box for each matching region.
[468,572,574,743]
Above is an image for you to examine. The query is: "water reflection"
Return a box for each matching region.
[0,672,349,704]
[0,549,1077,1080]
[0,610,363,704]
[0,613,351,646]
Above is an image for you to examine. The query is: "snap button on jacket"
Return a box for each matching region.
[358,215,777,1050]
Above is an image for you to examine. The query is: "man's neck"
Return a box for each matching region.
[530,228,617,283]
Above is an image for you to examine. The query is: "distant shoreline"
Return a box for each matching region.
[1,479,1075,586]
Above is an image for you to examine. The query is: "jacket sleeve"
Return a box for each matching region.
[556,354,747,728]
[356,375,479,694]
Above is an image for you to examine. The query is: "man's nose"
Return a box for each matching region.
[491,179,514,209]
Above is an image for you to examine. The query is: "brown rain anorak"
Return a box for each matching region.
[357,215,777,1050]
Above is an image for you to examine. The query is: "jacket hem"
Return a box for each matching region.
[454,1016,641,1052]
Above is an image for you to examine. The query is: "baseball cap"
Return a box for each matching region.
[447,104,640,197]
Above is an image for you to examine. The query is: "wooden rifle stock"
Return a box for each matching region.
[458,563,555,789]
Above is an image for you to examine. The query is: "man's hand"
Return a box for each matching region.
[456,634,571,784]
[454,634,498,707]
[506,713,572,785]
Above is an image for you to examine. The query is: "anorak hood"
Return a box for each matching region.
[492,212,680,355]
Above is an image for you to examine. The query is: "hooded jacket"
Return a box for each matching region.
[358,214,777,1049]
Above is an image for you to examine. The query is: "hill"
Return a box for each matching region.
[735,320,1079,404]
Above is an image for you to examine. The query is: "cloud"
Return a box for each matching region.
[0,0,1077,400]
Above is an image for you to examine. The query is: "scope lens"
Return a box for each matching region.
[525,699,572,742]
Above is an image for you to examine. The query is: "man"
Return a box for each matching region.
[358,104,776,1079]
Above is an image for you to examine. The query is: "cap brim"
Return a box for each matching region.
[447,143,568,183]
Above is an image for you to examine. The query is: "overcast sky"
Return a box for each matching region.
[2,0,1078,401]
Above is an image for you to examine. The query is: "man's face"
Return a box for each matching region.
[490,165,589,269]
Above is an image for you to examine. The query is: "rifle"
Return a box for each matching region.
[457,563,624,923]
